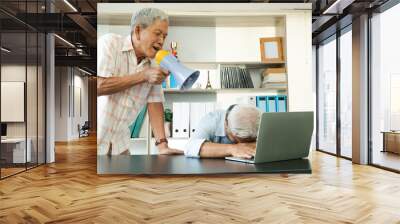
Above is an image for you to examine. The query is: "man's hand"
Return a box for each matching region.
[157,142,184,155]
[142,67,169,84]
[229,142,256,159]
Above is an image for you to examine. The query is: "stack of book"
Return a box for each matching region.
[220,66,254,89]
[261,67,287,90]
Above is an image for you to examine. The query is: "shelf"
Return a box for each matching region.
[150,137,190,140]
[182,61,285,65]
[164,89,217,94]
[130,138,147,141]
[98,11,285,27]
[164,88,287,94]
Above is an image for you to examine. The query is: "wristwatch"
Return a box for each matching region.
[155,138,168,146]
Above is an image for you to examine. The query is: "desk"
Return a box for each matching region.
[1,138,31,163]
[382,131,400,154]
[97,155,311,175]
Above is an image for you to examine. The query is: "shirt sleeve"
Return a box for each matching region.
[147,84,165,103]
[97,34,117,78]
[184,112,217,157]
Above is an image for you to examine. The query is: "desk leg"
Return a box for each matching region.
[382,133,386,152]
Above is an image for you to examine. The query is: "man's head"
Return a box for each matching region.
[131,8,169,59]
[225,104,262,143]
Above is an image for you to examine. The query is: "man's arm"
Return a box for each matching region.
[148,102,182,154]
[183,111,256,158]
[97,72,146,96]
[97,68,169,96]
[199,142,256,159]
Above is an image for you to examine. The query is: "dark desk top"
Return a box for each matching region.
[97,155,311,175]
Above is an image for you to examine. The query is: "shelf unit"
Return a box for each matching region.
[98,3,313,155]
[133,12,287,155]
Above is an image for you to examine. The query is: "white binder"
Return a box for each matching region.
[189,103,206,135]
[204,102,216,115]
[172,102,190,138]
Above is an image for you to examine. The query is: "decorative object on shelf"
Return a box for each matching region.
[164,108,173,137]
[162,41,178,89]
[155,50,200,90]
[220,65,254,89]
[205,70,212,89]
[259,37,284,63]
[261,67,287,90]
[170,41,178,57]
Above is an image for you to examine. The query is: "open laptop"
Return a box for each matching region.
[225,112,314,164]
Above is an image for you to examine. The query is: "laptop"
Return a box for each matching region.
[225,112,314,164]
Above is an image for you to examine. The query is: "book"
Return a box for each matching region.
[130,105,147,138]
[220,66,254,89]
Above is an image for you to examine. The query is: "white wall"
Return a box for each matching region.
[1,64,46,163]
[98,24,280,63]
[311,45,317,151]
[54,67,89,141]
[98,24,129,38]
[1,65,31,137]
[286,12,313,112]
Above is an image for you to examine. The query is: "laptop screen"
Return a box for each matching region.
[1,123,7,137]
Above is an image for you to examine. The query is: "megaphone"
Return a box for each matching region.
[155,50,200,90]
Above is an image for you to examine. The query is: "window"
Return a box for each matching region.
[318,36,337,154]
[371,3,400,171]
[340,28,352,158]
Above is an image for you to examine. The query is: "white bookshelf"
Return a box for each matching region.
[98,3,313,155]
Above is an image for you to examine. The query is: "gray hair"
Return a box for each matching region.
[227,105,262,140]
[131,8,169,31]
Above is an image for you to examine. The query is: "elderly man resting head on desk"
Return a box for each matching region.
[184,104,262,159]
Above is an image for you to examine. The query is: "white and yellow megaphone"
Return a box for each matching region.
[155,50,200,90]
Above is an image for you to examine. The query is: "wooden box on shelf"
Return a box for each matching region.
[259,37,284,64]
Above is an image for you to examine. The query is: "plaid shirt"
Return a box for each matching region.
[97,34,164,155]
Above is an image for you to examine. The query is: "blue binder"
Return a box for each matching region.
[256,96,267,112]
[266,96,277,112]
[277,95,287,112]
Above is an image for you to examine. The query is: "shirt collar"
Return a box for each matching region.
[122,35,151,65]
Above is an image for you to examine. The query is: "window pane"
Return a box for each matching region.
[1,30,27,177]
[371,3,400,171]
[27,31,38,169]
[38,32,46,165]
[318,37,337,154]
[340,29,352,158]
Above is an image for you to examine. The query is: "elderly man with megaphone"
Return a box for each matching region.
[97,8,198,156]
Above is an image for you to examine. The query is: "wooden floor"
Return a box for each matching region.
[373,150,400,171]
[1,136,400,223]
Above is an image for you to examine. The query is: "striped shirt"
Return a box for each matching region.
[97,34,164,155]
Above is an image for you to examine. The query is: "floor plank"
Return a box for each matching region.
[0,135,399,223]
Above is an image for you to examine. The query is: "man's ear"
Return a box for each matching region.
[134,25,141,41]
